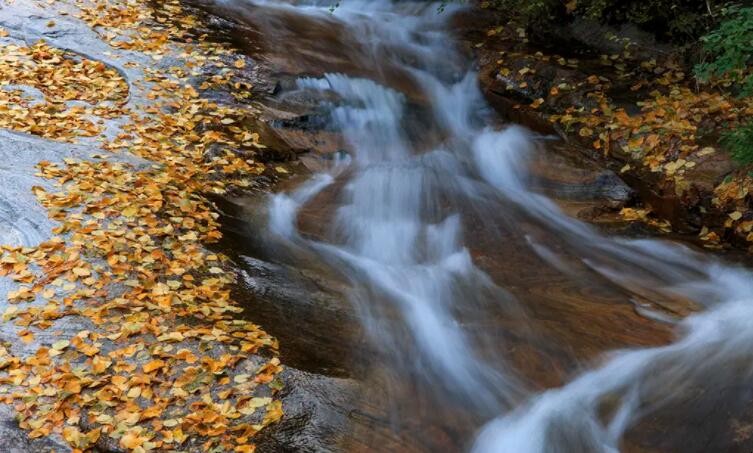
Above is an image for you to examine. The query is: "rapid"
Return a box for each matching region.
[211,1,753,451]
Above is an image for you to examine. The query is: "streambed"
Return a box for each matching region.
[194,1,753,452]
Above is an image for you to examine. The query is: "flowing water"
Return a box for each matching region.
[210,1,753,451]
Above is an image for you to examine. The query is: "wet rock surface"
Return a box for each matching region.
[0,406,70,453]
[0,3,148,447]
[210,188,376,451]
[215,192,364,378]
[251,368,357,453]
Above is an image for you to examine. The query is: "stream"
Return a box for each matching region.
[203,1,753,451]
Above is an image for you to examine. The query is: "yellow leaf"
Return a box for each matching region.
[3,306,19,321]
[120,431,144,449]
[141,405,163,420]
[52,340,70,350]
[143,359,166,373]
[157,331,184,342]
[19,330,35,344]
[127,386,142,398]
[262,400,283,426]
[91,355,112,374]
[122,205,139,217]
[233,374,250,384]
[86,428,101,445]
[62,426,82,446]
[72,267,91,277]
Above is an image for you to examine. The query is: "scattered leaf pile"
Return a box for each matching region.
[619,207,671,233]
[485,26,753,248]
[0,39,128,141]
[712,173,753,244]
[78,0,187,59]
[0,0,284,451]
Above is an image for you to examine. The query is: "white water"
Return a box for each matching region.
[226,0,753,450]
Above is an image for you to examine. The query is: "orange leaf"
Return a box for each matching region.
[143,359,166,373]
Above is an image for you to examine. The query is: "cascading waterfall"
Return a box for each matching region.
[277,57,525,411]
[221,0,753,450]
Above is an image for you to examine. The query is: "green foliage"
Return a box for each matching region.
[694,6,753,165]
[695,5,753,97]
[722,121,753,165]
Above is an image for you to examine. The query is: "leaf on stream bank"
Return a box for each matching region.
[0,0,284,451]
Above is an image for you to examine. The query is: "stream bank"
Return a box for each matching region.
[0,1,307,451]
[464,8,753,253]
